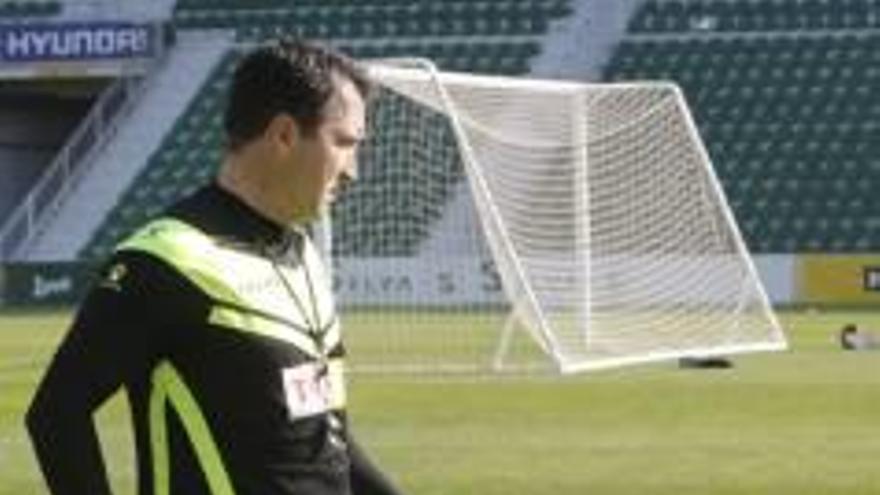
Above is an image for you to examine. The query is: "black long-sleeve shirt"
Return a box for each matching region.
[27,184,403,495]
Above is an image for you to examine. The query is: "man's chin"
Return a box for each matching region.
[290,207,321,225]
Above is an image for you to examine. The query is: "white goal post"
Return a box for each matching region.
[324,59,786,374]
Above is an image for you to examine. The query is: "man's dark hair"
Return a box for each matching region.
[840,323,858,350]
[224,38,371,151]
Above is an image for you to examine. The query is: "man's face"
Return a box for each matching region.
[284,78,366,223]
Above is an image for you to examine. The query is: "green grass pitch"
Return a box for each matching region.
[1,307,879,494]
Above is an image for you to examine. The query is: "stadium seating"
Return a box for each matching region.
[81,0,568,259]
[629,0,880,33]
[0,1,60,17]
[606,12,880,252]
[173,1,569,41]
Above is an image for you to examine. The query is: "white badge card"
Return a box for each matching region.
[281,362,333,420]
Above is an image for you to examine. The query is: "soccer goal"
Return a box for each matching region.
[325,59,786,374]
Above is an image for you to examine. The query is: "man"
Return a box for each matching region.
[27,39,405,495]
[839,323,878,351]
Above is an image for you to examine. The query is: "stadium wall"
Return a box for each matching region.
[799,255,880,305]
[3,255,879,309]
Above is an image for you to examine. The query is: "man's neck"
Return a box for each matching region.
[217,156,294,228]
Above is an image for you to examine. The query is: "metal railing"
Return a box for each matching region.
[0,75,148,260]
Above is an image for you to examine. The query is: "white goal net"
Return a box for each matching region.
[328,60,786,374]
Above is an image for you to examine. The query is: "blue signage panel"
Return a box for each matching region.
[0,22,155,62]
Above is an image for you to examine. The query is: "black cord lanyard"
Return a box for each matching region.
[268,232,332,370]
[271,232,346,441]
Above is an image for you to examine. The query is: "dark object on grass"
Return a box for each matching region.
[678,356,734,369]
[839,323,878,351]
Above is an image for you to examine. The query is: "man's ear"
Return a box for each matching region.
[266,113,300,152]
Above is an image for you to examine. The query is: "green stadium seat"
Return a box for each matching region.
[606,5,880,252]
